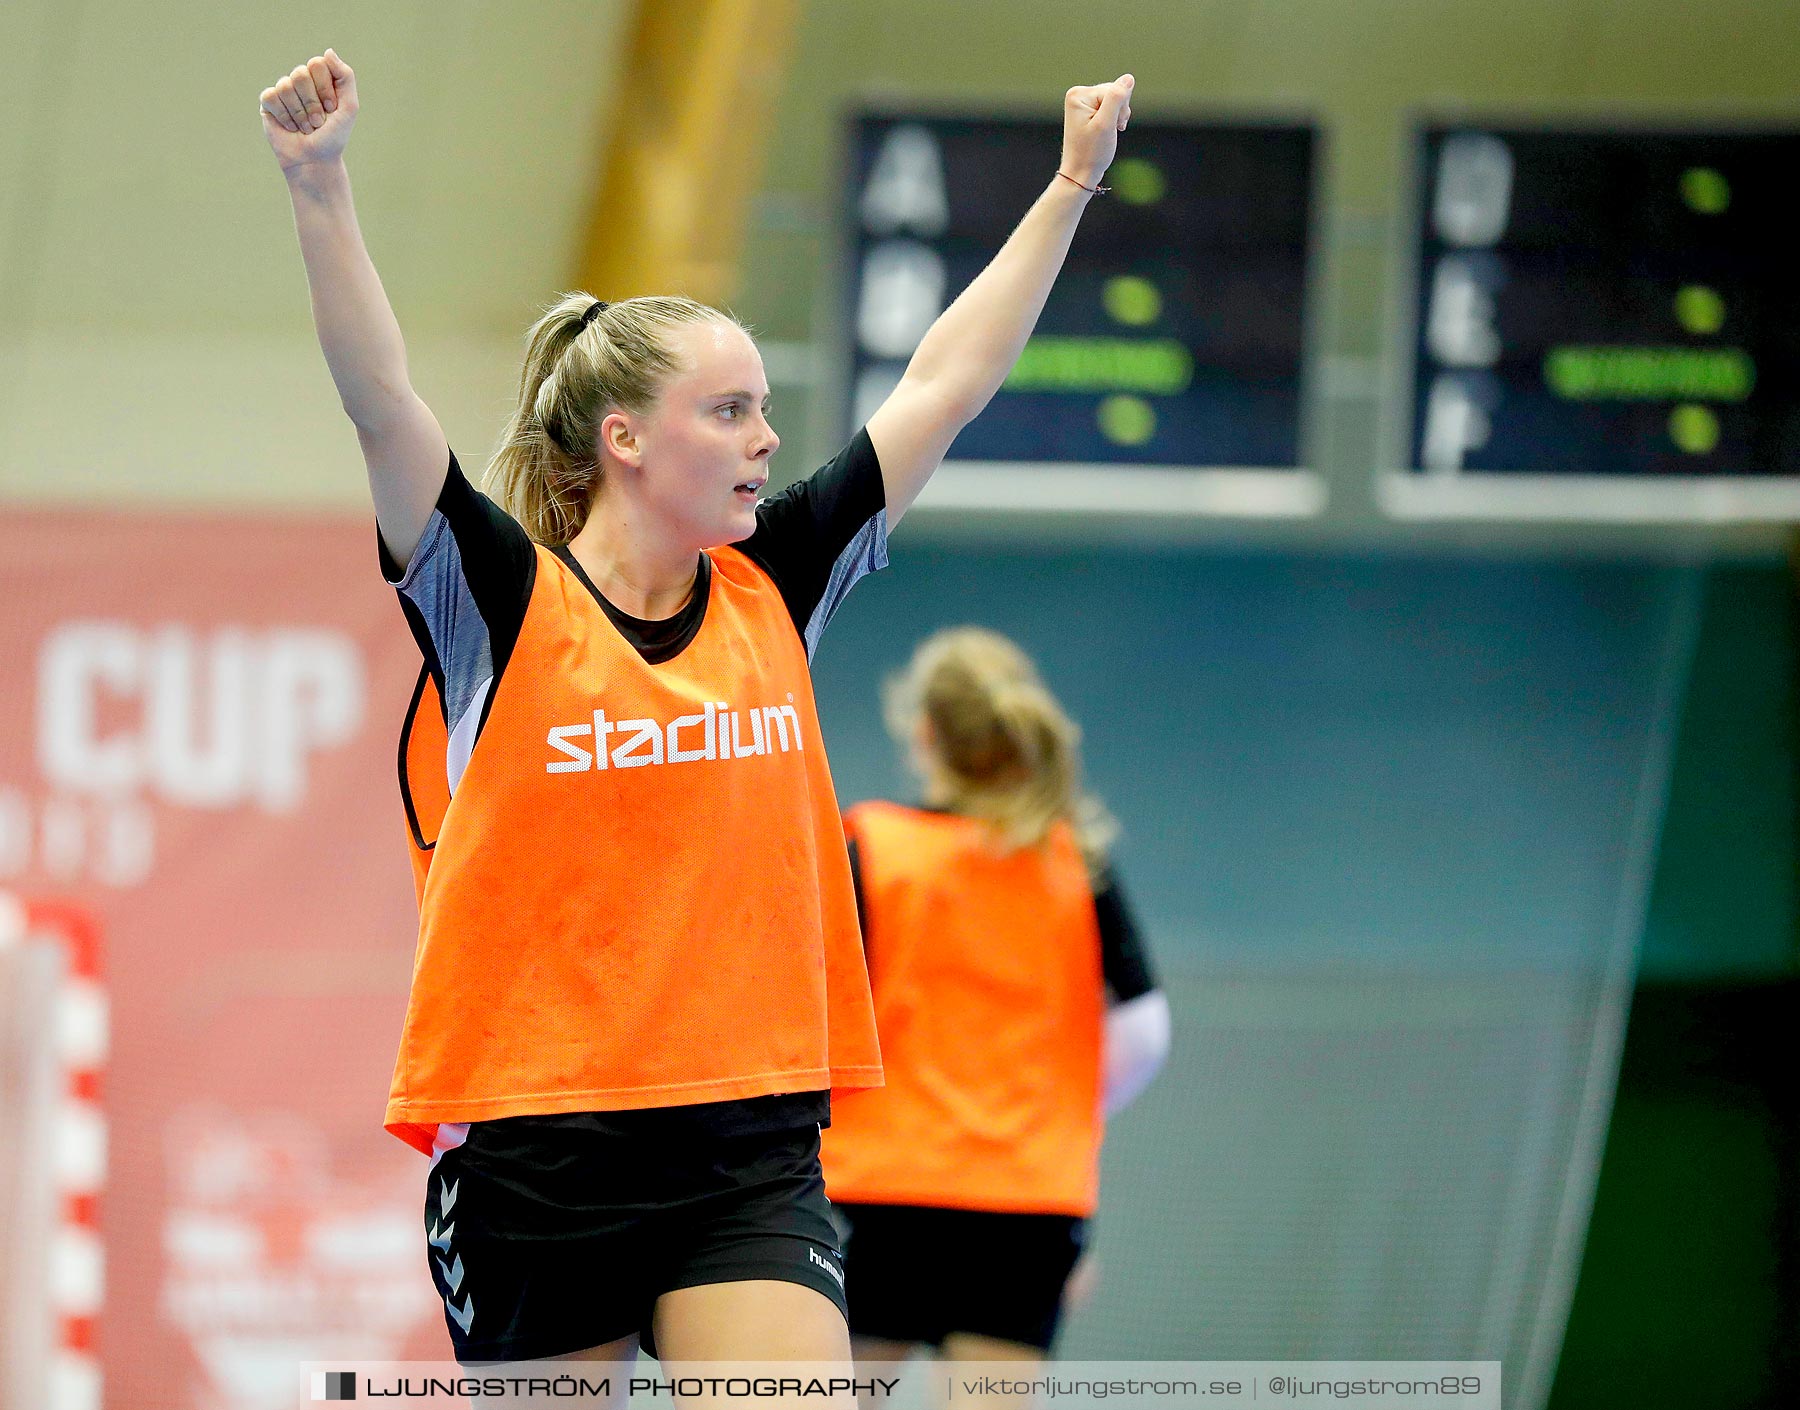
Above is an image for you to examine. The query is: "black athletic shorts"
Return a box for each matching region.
[424,1116,848,1362]
[831,1203,1087,1352]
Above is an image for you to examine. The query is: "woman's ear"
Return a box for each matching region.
[599,410,640,469]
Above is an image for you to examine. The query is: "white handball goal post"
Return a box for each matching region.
[0,892,106,1410]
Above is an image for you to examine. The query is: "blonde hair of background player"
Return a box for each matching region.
[885,626,1117,869]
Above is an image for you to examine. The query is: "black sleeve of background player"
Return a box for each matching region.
[847,834,869,948]
[377,450,538,691]
[1096,865,1159,1003]
[737,428,885,639]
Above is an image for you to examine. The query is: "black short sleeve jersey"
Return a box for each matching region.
[1091,866,1159,1003]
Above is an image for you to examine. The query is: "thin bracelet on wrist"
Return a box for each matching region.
[1056,170,1110,195]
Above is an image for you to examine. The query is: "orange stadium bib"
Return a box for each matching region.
[385,544,882,1154]
[823,802,1104,1216]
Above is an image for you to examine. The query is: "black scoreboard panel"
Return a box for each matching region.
[1402,125,1800,504]
[845,115,1316,478]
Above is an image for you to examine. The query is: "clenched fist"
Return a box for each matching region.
[259,50,358,172]
[1060,74,1134,191]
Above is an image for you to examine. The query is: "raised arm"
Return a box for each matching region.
[865,74,1134,525]
[260,51,448,570]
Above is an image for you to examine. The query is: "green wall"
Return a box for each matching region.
[1642,565,1798,980]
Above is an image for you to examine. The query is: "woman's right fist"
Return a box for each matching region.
[260,50,358,171]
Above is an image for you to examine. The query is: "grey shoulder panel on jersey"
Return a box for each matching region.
[392,509,498,779]
[803,509,891,661]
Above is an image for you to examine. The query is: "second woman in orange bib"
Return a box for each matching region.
[259,46,1139,1377]
[823,628,1172,1368]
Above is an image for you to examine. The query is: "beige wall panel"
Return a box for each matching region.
[28,0,630,336]
[1,0,634,508]
[342,0,637,336]
[29,0,436,335]
[0,0,65,323]
[0,330,520,507]
[1573,0,1800,102]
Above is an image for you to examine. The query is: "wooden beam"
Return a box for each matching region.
[576,0,802,306]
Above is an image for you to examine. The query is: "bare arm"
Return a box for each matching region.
[261,52,447,569]
[866,74,1134,525]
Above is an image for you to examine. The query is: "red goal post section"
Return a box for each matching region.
[0,892,105,1410]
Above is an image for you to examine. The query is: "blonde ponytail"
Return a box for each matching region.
[884,626,1117,871]
[483,293,743,544]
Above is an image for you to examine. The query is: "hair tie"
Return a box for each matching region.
[580,299,608,328]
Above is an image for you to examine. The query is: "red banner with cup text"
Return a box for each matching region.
[0,508,452,1410]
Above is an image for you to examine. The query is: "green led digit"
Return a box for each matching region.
[1097,394,1157,446]
[1102,276,1162,327]
[1674,285,1725,336]
[1679,167,1731,215]
[1108,158,1167,205]
[1669,403,1720,454]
